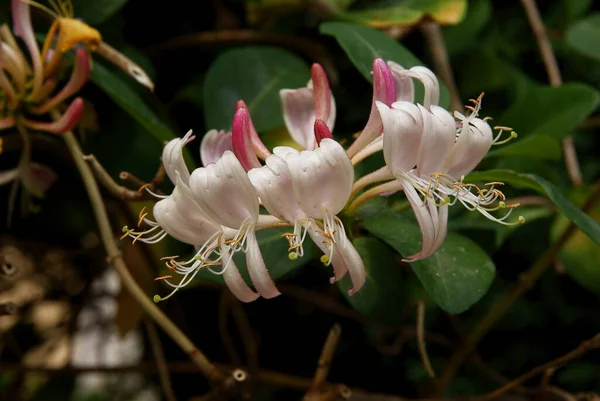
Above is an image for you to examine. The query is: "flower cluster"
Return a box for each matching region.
[124,60,522,303]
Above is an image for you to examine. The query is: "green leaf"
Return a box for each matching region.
[343,0,467,27]
[73,0,128,25]
[498,83,600,140]
[203,46,310,132]
[466,169,600,244]
[337,237,408,324]
[486,134,561,160]
[320,22,451,108]
[443,0,491,55]
[90,62,177,144]
[362,208,496,314]
[194,227,316,286]
[565,13,600,62]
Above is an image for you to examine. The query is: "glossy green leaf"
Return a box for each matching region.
[486,134,561,160]
[344,0,467,27]
[466,170,600,244]
[90,62,177,144]
[498,83,600,140]
[194,227,316,286]
[337,237,408,324]
[203,46,310,132]
[362,208,495,314]
[443,0,491,55]
[320,22,450,108]
[565,13,600,62]
[73,0,128,25]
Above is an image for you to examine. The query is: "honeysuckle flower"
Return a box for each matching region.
[280,63,336,150]
[269,138,366,294]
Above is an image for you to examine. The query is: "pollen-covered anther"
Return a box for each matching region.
[137,206,148,227]
[154,275,172,281]
[492,126,518,145]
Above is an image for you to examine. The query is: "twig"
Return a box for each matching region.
[83,155,157,201]
[144,319,177,401]
[479,332,600,400]
[229,295,259,375]
[148,30,338,85]
[310,324,342,392]
[416,302,435,379]
[218,291,241,365]
[435,183,600,394]
[420,20,463,112]
[193,369,249,401]
[521,0,583,187]
[56,112,224,383]
[120,165,166,194]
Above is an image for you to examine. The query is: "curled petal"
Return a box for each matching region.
[200,129,233,167]
[163,130,193,185]
[0,116,16,130]
[377,101,422,173]
[221,250,259,302]
[0,42,28,93]
[245,230,280,299]
[32,48,90,114]
[23,97,84,134]
[347,58,396,158]
[189,151,259,228]
[387,61,414,103]
[232,107,261,171]
[235,100,271,159]
[388,63,439,109]
[12,0,42,98]
[416,105,455,178]
[314,119,333,145]
[446,118,493,178]
[248,154,305,223]
[0,69,18,109]
[280,86,317,150]
[0,168,20,186]
[283,138,353,218]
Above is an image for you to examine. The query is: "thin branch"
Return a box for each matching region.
[144,319,177,401]
[229,295,259,375]
[83,155,157,201]
[193,369,249,401]
[420,20,463,112]
[520,0,583,187]
[435,183,600,394]
[478,332,600,400]
[311,324,342,391]
[55,112,224,383]
[218,291,241,365]
[416,302,435,379]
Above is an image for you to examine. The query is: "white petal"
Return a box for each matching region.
[387,61,415,103]
[0,168,19,186]
[248,155,305,223]
[189,151,259,228]
[410,66,440,108]
[377,101,422,173]
[446,118,493,178]
[221,250,259,302]
[163,130,193,185]
[280,87,317,150]
[200,129,233,167]
[308,225,347,282]
[397,177,436,261]
[283,138,353,218]
[245,230,280,299]
[416,105,455,178]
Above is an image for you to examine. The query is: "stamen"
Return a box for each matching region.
[492,126,518,145]
[154,275,172,281]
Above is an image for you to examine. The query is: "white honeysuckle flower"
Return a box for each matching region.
[199,129,232,167]
[189,151,280,299]
[377,91,522,261]
[163,129,194,185]
[272,138,366,294]
[388,62,439,109]
[280,63,336,150]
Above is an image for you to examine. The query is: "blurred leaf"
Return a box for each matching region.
[320,22,450,107]
[73,0,128,25]
[362,208,495,314]
[486,134,561,160]
[498,83,600,140]
[467,170,600,244]
[552,186,600,294]
[90,62,178,144]
[565,13,600,62]
[194,227,316,286]
[344,0,467,27]
[443,0,491,55]
[337,237,407,324]
[203,46,310,132]
[246,0,304,24]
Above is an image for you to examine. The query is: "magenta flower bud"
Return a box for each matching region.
[314,119,333,145]
[24,97,84,134]
[235,100,271,160]
[232,107,262,171]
